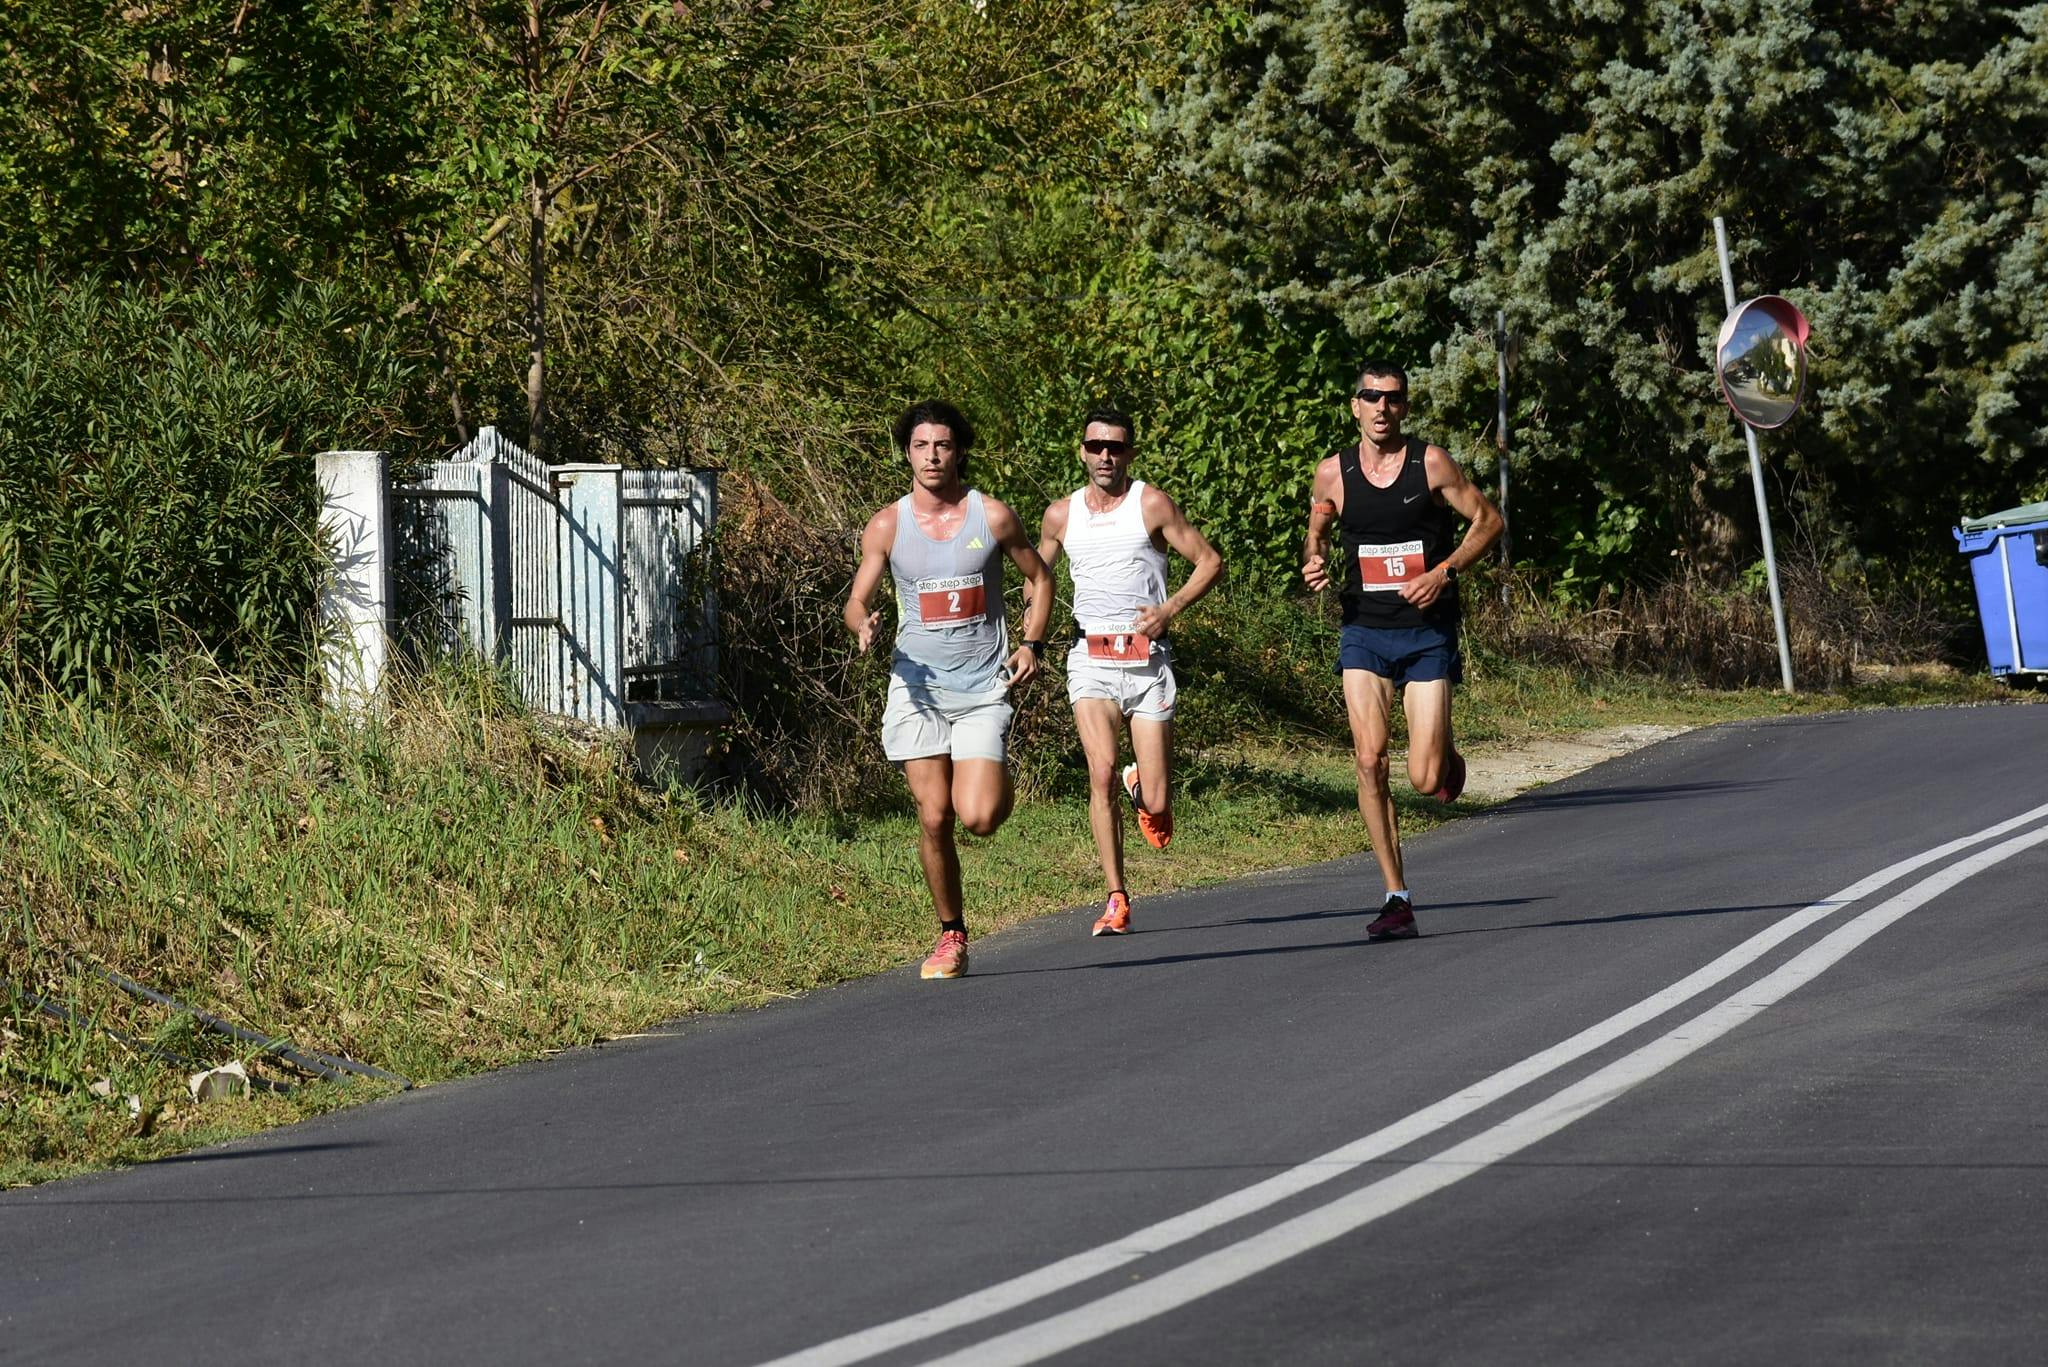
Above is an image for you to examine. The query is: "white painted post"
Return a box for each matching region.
[315,450,393,712]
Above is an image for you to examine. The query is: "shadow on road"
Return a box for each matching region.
[1495,779,1775,811]
[146,1142,377,1166]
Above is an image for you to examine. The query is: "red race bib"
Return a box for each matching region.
[1357,540,1425,592]
[916,574,986,626]
[1082,623,1152,666]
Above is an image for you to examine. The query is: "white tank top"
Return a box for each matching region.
[1064,480,1169,664]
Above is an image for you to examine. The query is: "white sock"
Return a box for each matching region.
[1388,888,1411,904]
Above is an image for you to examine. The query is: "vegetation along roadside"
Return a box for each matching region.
[2,605,2017,1189]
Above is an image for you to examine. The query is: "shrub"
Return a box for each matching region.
[0,271,415,694]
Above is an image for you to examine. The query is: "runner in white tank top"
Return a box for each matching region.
[1036,406,1225,938]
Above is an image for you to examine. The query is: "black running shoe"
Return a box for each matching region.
[1366,895,1418,941]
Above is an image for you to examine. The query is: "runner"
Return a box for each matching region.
[1302,362,1503,941]
[844,400,1056,979]
[1037,406,1224,936]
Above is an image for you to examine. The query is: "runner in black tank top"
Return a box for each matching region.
[1303,361,1504,942]
[1336,436,1460,632]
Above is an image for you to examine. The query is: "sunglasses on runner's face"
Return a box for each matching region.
[1354,386,1408,405]
[1082,438,1130,455]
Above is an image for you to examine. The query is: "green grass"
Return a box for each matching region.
[0,653,2021,1186]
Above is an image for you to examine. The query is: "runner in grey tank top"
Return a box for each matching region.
[844,400,1056,980]
[888,490,1008,693]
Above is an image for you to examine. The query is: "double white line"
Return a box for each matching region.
[763,800,2048,1367]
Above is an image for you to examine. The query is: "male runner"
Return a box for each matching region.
[845,400,1056,979]
[1303,362,1503,941]
[1037,406,1224,936]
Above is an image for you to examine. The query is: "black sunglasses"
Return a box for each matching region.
[1354,386,1408,404]
[1082,438,1131,455]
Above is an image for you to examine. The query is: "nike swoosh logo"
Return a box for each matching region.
[1402,494,1423,504]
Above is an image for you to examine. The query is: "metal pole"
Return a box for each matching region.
[1712,216,1795,693]
[1496,310,1511,610]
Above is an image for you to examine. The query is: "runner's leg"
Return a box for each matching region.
[1342,668,1405,894]
[1402,678,1454,794]
[951,758,1014,838]
[1073,699,1127,892]
[1128,717,1172,822]
[903,756,965,922]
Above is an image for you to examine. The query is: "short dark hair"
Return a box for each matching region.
[1355,360,1408,390]
[892,399,976,454]
[1080,405,1135,445]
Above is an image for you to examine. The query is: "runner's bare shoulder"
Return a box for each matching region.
[861,502,899,552]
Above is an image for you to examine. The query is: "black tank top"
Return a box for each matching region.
[1337,437,1459,630]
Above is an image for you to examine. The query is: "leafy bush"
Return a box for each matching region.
[0,272,416,693]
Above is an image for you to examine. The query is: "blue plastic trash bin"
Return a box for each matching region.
[1954,500,2048,679]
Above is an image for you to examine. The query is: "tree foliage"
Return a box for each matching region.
[1141,0,2048,591]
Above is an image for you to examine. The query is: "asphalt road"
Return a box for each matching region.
[6,706,2046,1365]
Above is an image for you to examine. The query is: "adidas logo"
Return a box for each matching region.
[966,537,985,550]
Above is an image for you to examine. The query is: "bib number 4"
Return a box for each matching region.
[1083,623,1151,666]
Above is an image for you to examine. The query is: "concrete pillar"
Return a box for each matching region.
[315,450,392,712]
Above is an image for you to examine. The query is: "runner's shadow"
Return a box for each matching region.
[1424,900,1812,937]
[1154,896,1549,934]
[1005,899,1813,973]
[1494,779,1774,811]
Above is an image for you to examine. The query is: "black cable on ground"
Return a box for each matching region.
[3,979,294,1095]
[69,957,413,1090]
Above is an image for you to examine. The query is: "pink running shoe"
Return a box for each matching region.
[920,928,969,979]
[1092,891,1132,936]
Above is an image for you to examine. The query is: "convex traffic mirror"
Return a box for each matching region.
[1715,295,1810,430]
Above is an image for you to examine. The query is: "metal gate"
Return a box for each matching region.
[388,428,716,727]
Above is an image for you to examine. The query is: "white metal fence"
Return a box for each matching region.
[324,427,717,728]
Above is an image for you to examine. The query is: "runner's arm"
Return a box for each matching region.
[1134,486,1224,639]
[1302,455,1342,591]
[988,497,1056,685]
[1400,444,1504,610]
[843,507,895,654]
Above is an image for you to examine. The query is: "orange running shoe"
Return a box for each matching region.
[1121,762,1173,850]
[920,928,969,979]
[1092,890,1132,936]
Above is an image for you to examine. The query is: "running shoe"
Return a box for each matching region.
[1092,891,1132,936]
[1366,895,1419,941]
[1433,749,1467,803]
[1121,762,1174,850]
[920,928,969,979]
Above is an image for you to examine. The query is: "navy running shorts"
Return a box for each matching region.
[1334,622,1463,687]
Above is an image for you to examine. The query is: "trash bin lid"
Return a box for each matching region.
[1959,500,2048,532]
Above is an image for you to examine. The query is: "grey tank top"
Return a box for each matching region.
[889,490,1008,691]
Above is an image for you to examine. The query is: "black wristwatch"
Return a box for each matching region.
[1441,563,1459,583]
[1022,639,1046,656]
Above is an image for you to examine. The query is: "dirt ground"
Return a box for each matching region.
[1453,724,1695,803]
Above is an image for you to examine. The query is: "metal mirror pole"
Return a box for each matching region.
[1496,310,1511,609]
[1712,216,1796,693]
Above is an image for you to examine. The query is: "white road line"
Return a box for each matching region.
[922,817,2048,1367]
[757,800,2048,1367]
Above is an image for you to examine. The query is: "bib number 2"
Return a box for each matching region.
[917,574,986,626]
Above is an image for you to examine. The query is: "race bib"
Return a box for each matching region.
[915,574,986,626]
[1081,622,1152,667]
[1357,540,1425,592]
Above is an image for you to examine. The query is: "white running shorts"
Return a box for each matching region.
[1065,649,1177,722]
[881,675,1014,763]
